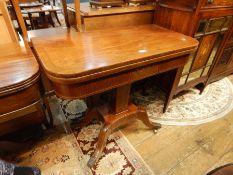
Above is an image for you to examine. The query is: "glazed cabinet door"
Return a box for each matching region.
[178,16,232,87]
[213,46,233,75]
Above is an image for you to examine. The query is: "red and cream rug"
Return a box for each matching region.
[14,122,154,175]
[133,78,233,125]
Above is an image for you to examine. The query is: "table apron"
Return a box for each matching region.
[52,56,187,99]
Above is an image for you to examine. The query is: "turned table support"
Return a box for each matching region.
[75,84,161,167]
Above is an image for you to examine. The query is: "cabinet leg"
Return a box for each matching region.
[163,67,184,113]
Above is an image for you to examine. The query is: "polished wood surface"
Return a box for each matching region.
[32,24,198,166]
[31,25,198,83]
[0,42,48,135]
[207,164,233,175]
[0,43,39,96]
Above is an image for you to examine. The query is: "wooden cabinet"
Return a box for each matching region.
[154,0,233,93]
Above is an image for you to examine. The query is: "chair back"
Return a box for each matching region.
[9,0,82,42]
[0,0,18,44]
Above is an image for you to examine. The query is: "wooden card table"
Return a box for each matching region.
[31,25,198,166]
[0,42,48,136]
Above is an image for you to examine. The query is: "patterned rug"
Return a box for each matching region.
[53,77,233,126]
[12,99,154,175]
[133,78,233,125]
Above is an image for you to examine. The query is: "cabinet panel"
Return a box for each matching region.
[182,53,194,74]
[187,69,203,82]
[192,34,217,71]
[203,66,210,76]
[207,32,224,65]
[214,46,233,75]
[229,30,233,43]
[218,46,233,65]
[222,16,233,31]
[178,75,188,86]
[206,17,225,33]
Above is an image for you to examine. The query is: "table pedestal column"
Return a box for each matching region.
[75,84,161,167]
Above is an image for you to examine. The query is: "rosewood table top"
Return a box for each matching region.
[31,25,198,84]
[0,42,39,97]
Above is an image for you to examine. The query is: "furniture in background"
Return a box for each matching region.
[88,0,155,8]
[67,2,155,31]
[19,1,43,8]
[0,42,50,136]
[154,0,233,95]
[22,5,61,29]
[207,164,233,175]
[89,0,125,8]
[0,0,51,136]
[31,25,198,166]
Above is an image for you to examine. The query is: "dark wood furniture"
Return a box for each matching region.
[31,25,198,166]
[154,0,233,94]
[22,5,61,29]
[207,164,233,175]
[0,42,48,136]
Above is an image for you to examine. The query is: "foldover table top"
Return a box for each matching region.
[31,25,198,83]
[0,42,39,96]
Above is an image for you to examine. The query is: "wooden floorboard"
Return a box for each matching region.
[121,75,233,175]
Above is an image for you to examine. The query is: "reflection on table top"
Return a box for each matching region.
[0,42,39,92]
[31,25,198,81]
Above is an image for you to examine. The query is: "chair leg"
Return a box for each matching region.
[48,12,55,27]
[54,11,61,26]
